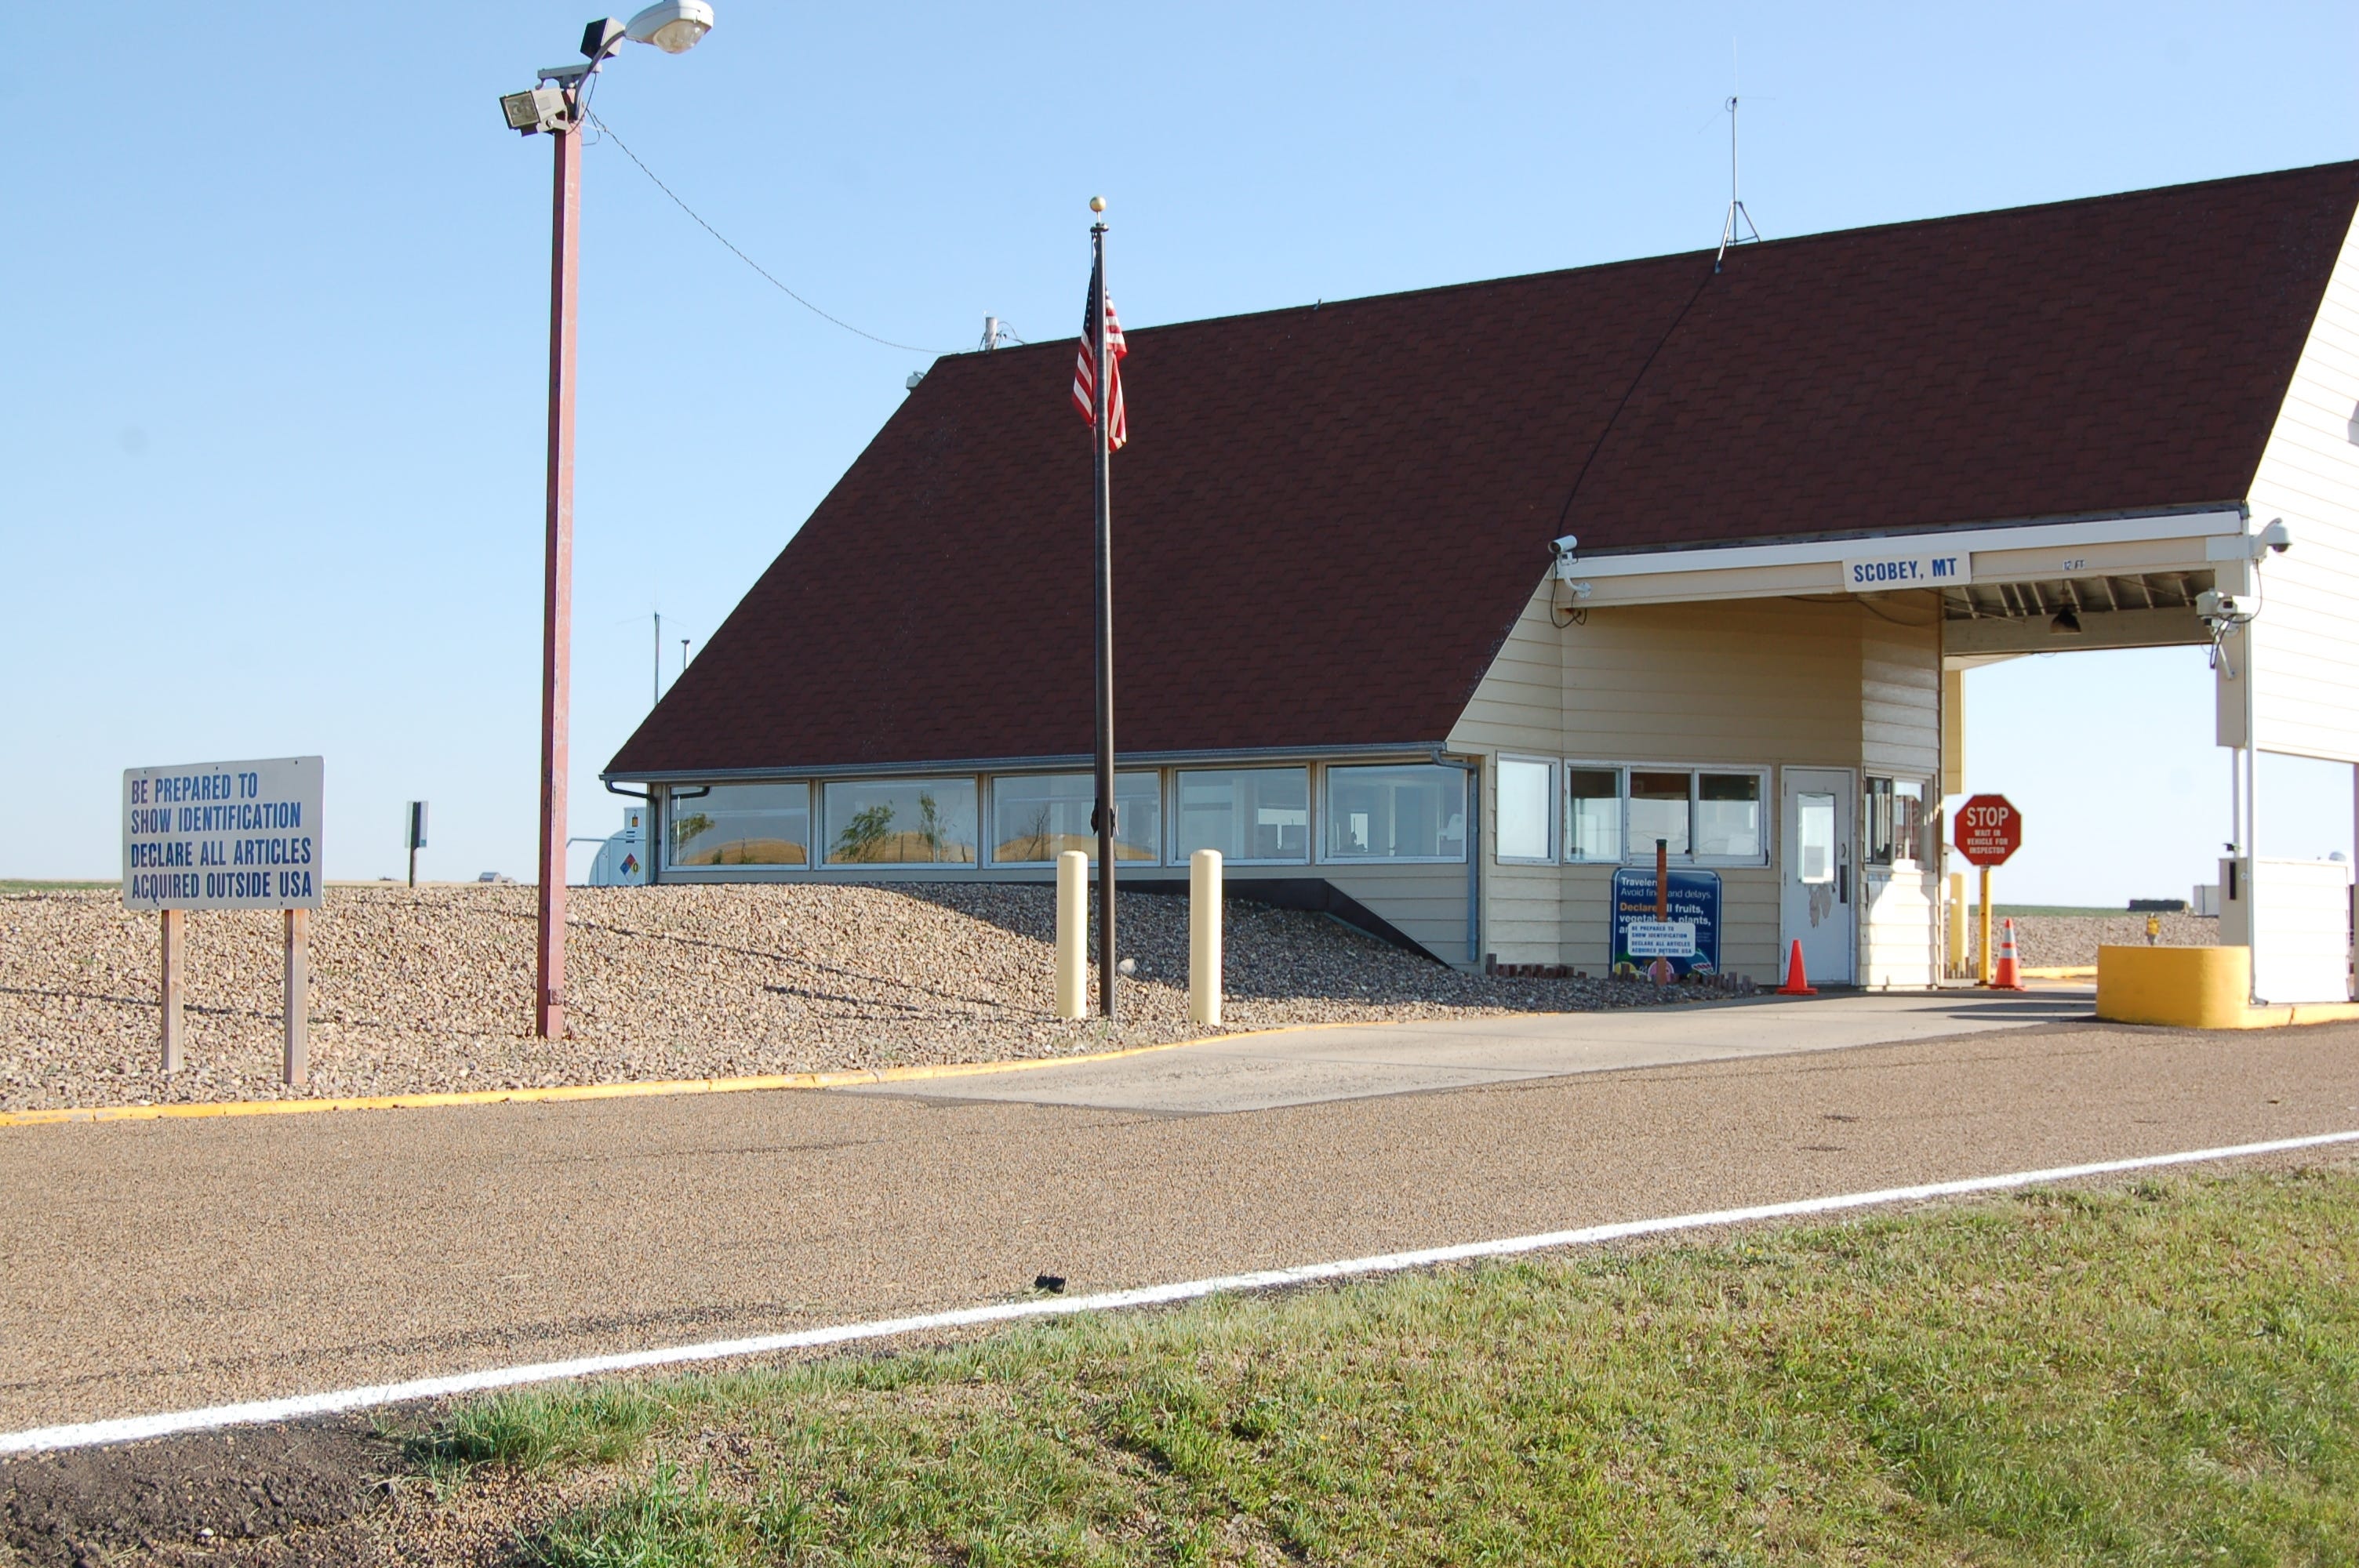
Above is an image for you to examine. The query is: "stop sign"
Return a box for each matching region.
[1954,794,2023,867]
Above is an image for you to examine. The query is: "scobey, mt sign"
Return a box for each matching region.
[123,757,324,910]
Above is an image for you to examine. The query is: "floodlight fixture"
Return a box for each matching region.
[623,0,714,53]
[500,85,569,135]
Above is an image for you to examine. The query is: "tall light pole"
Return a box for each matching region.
[500,1,714,1039]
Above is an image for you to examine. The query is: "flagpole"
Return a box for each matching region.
[1089,204,1118,1020]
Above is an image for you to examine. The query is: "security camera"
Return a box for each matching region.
[2256,518,2292,555]
[2196,590,2252,622]
[1550,534,1578,558]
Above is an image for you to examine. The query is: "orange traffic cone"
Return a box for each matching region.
[1778,938,1817,996]
[1991,917,2026,991]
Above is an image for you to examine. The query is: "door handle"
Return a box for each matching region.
[1838,866,1849,904]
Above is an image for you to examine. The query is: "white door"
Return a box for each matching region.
[1781,768,1856,985]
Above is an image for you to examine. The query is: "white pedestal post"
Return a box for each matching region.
[1190,848,1223,1027]
[1055,850,1088,1020]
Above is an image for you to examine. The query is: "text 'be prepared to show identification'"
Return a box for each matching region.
[122,757,324,911]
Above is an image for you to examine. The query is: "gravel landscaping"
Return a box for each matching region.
[1972,913,2221,968]
[1,884,1704,1114]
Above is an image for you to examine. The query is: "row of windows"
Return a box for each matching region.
[665,764,1470,871]
[1497,760,1772,866]
[1496,761,1936,869]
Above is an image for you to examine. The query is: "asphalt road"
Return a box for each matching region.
[4,1004,2356,1436]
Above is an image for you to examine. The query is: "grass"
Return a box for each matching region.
[421,1166,2359,1566]
[0,879,111,895]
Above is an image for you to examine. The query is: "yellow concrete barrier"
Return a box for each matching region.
[2096,945,2252,1029]
[2096,945,2359,1029]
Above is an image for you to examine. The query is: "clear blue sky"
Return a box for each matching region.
[5,2,2354,902]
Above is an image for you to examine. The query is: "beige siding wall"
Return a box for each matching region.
[1452,580,1944,984]
[1317,860,1471,964]
[1860,599,1943,986]
[2249,205,2359,763]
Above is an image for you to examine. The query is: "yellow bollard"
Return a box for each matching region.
[1190,848,1223,1026]
[1978,866,1994,988]
[1946,872,1967,978]
[1055,851,1088,1020]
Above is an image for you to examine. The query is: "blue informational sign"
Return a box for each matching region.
[1610,867,1722,980]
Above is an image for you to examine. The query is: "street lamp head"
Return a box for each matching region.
[623,0,714,53]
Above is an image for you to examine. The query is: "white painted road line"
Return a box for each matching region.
[5,1127,2353,1456]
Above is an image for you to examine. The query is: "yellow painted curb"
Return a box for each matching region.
[2237,1000,2359,1029]
[0,1020,1386,1130]
[2021,965,2097,979]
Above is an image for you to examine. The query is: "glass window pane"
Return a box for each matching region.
[1496,759,1552,861]
[990,772,1160,864]
[1325,764,1467,861]
[1892,779,1925,866]
[1696,772,1762,858]
[1627,770,1691,857]
[1565,768,1622,862]
[1797,793,1836,883]
[1864,776,1896,865]
[668,782,809,867]
[821,779,978,865]
[1175,768,1310,863]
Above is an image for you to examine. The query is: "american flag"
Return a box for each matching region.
[1072,263,1128,451]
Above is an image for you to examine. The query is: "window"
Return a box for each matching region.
[1496,757,1554,862]
[820,778,978,865]
[668,783,809,867]
[990,772,1161,864]
[1696,773,1764,858]
[1627,771,1691,857]
[1797,793,1837,883]
[1565,768,1622,862]
[1562,764,1770,866]
[1325,764,1467,861]
[1175,768,1310,863]
[1865,777,1927,866]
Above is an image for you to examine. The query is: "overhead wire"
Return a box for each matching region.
[1548,256,1724,628]
[583,111,954,357]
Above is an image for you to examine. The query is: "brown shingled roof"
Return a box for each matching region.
[609,161,2358,778]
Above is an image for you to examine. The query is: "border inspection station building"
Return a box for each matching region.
[607,161,2359,1000]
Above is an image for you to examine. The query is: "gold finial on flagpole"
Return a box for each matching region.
[1089,195,1107,212]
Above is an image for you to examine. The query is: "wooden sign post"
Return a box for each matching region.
[124,757,325,1086]
[160,908,186,1074]
[283,908,311,1087]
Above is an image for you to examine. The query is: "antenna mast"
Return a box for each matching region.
[1715,93,1761,271]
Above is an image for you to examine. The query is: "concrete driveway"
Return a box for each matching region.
[845,989,2093,1112]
